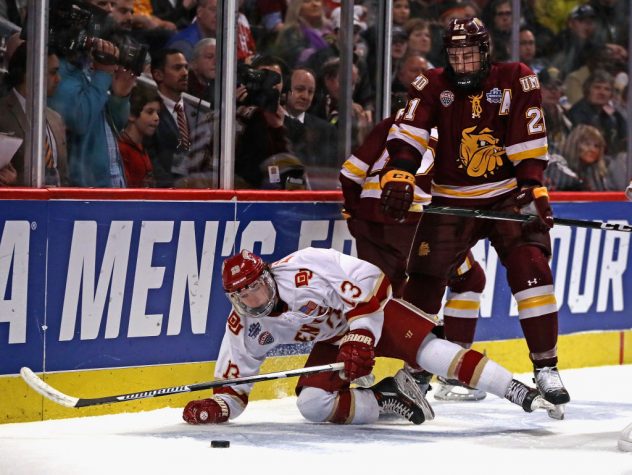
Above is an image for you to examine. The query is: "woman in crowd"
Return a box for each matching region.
[561,124,627,191]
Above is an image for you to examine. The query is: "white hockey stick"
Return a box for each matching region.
[20,362,344,409]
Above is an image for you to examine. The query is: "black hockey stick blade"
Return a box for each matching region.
[424,206,632,233]
[20,362,344,409]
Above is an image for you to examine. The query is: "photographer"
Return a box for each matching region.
[234,55,307,190]
[47,0,137,187]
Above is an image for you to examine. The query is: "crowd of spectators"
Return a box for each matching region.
[0,0,629,191]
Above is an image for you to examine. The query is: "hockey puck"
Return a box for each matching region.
[210,440,230,448]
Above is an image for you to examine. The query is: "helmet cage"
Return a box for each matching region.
[226,269,277,319]
[443,18,490,90]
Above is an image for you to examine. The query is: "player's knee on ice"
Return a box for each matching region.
[297,387,379,424]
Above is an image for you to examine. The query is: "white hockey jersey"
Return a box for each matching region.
[213,247,391,417]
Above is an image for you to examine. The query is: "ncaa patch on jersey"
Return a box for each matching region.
[258,331,275,345]
[440,90,454,107]
[486,87,502,103]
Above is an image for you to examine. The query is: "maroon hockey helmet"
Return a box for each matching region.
[443,17,491,90]
[222,250,278,318]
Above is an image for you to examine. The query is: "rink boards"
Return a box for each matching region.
[0,189,631,422]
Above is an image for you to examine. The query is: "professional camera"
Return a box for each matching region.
[237,63,281,112]
[48,0,148,76]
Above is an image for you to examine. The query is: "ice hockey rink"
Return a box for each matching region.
[1,364,631,475]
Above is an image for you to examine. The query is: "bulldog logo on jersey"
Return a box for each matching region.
[458,126,504,177]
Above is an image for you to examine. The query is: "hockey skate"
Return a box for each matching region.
[433,375,487,401]
[533,366,570,420]
[618,422,632,452]
[403,365,433,396]
[504,379,556,414]
[372,369,435,424]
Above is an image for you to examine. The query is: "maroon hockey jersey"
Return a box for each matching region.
[340,115,434,224]
[387,62,548,207]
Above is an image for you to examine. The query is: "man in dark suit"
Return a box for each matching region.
[147,48,214,188]
[285,67,338,189]
[0,44,68,186]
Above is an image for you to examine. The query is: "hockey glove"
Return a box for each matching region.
[514,185,553,233]
[336,329,376,381]
[182,395,230,424]
[626,180,632,202]
[380,169,415,222]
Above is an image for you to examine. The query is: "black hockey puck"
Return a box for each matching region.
[210,440,230,448]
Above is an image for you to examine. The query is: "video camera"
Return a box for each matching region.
[237,63,281,112]
[48,0,148,76]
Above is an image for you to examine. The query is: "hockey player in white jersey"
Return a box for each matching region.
[183,247,555,425]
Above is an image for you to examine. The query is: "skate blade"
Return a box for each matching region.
[547,404,565,420]
[531,397,564,419]
[434,384,487,402]
[394,370,436,422]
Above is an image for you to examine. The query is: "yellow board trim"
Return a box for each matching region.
[3,330,631,424]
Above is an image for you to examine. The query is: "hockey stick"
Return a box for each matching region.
[20,362,344,409]
[423,206,632,233]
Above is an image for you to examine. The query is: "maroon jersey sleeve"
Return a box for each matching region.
[503,63,548,184]
[386,69,443,173]
[340,117,393,214]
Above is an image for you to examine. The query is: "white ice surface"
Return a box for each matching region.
[1,365,631,475]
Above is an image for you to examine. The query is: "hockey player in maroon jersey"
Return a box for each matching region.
[340,114,487,400]
[381,17,570,417]
[182,248,555,425]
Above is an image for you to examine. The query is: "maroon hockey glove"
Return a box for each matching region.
[182,396,230,424]
[379,169,415,222]
[336,329,376,381]
[514,186,553,233]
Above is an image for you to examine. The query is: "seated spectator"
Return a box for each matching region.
[149,0,196,30]
[166,0,217,61]
[311,57,371,151]
[112,0,174,52]
[0,44,68,186]
[234,55,294,188]
[482,0,512,62]
[130,0,178,31]
[118,85,161,187]
[390,26,409,78]
[567,69,627,155]
[187,38,216,105]
[146,48,214,187]
[562,42,628,107]
[284,66,337,188]
[589,0,629,47]
[519,27,547,75]
[392,51,429,95]
[561,124,627,191]
[548,4,598,78]
[405,18,434,68]
[305,6,373,111]
[539,67,572,154]
[273,0,332,68]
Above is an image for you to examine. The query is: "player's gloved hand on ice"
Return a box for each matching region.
[379,168,415,222]
[182,395,230,424]
[336,329,376,381]
[514,185,553,233]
